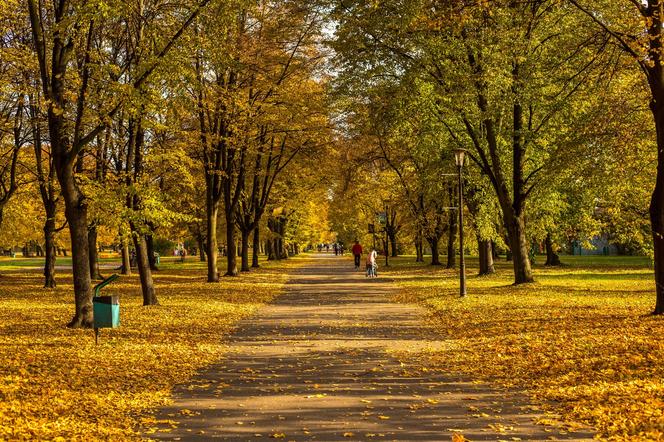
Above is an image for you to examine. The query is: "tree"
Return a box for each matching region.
[26,0,210,327]
[331,0,609,284]
[567,0,664,313]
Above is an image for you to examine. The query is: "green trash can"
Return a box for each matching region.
[93,274,120,343]
[93,295,120,328]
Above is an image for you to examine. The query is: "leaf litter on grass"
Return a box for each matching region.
[0,257,307,441]
[387,256,664,441]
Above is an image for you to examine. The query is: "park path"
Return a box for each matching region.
[151,254,592,441]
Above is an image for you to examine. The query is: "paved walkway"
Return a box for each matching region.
[151,254,592,441]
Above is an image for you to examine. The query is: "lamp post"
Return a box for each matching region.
[454,148,467,297]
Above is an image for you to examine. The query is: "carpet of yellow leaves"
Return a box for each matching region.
[387,256,664,441]
[0,256,305,441]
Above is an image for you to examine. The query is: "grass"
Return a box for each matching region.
[0,254,204,270]
[383,254,663,441]
[0,254,308,441]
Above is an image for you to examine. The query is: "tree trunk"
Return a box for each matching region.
[121,241,131,276]
[225,221,238,276]
[252,227,260,268]
[88,225,102,280]
[415,230,424,262]
[427,236,441,266]
[389,235,398,257]
[43,216,57,288]
[267,238,275,260]
[544,233,561,266]
[649,90,664,314]
[446,185,457,269]
[276,216,288,259]
[491,240,499,259]
[446,219,457,270]
[276,237,283,260]
[132,232,158,305]
[506,212,533,283]
[146,234,158,271]
[478,237,495,276]
[240,229,250,272]
[28,2,92,327]
[61,183,93,328]
[206,199,219,282]
[197,235,206,262]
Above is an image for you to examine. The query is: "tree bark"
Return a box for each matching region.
[240,228,250,272]
[478,237,495,276]
[121,241,131,275]
[225,222,238,275]
[276,237,283,259]
[276,216,288,259]
[252,226,260,268]
[415,229,424,262]
[386,208,399,257]
[446,236,456,268]
[446,191,457,269]
[206,199,219,282]
[88,225,102,280]
[62,184,93,328]
[197,235,206,262]
[267,237,275,260]
[132,232,158,305]
[491,240,499,259]
[43,216,57,288]
[146,233,158,271]
[389,236,398,257]
[427,236,441,265]
[649,85,664,314]
[505,211,533,283]
[544,233,561,266]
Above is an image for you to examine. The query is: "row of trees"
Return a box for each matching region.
[0,0,332,327]
[2,0,663,321]
[327,0,661,313]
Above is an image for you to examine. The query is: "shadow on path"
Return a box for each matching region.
[150,254,593,441]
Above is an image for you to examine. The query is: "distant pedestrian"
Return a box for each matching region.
[333,243,338,255]
[366,249,378,278]
[352,240,363,270]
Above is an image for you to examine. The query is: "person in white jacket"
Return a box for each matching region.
[366,249,378,278]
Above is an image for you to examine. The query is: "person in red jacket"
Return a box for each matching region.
[351,240,363,270]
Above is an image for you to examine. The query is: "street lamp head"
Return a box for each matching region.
[454,148,467,168]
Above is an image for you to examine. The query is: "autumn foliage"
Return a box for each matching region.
[389,256,664,441]
[0,257,304,440]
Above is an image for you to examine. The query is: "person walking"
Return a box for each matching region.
[366,248,378,278]
[351,240,363,270]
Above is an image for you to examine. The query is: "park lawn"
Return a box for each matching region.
[384,255,663,441]
[0,255,307,441]
[0,256,119,270]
